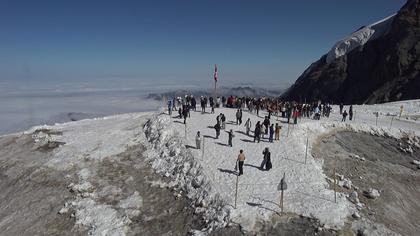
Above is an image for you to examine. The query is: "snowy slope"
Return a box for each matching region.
[326,14,396,63]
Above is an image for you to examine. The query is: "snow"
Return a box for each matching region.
[150,110,353,231]
[144,99,420,233]
[326,14,396,64]
[24,112,151,170]
[19,112,153,235]
[8,99,418,235]
[74,198,131,236]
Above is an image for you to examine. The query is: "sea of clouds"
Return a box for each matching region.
[0,87,162,135]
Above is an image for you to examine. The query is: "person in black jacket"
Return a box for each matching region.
[182,105,188,124]
[263,116,270,134]
[227,129,235,147]
[254,121,261,143]
[214,122,221,139]
[261,147,272,171]
[342,110,348,122]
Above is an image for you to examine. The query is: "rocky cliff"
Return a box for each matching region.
[282,0,420,104]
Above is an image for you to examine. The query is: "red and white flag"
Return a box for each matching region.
[213,64,218,82]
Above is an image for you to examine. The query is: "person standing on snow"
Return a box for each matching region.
[261,125,266,139]
[275,123,281,140]
[342,110,348,122]
[167,99,173,115]
[254,121,261,143]
[263,116,270,134]
[244,118,252,136]
[214,122,221,139]
[236,109,243,125]
[221,113,226,129]
[201,97,206,113]
[191,96,196,111]
[269,124,274,143]
[210,97,215,114]
[178,107,182,119]
[339,103,344,115]
[399,105,404,118]
[237,150,245,176]
[195,131,202,149]
[261,147,272,170]
[349,105,353,121]
[236,109,241,125]
[256,103,260,116]
[182,106,188,124]
[227,129,235,147]
[293,109,299,124]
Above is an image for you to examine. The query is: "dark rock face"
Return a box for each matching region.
[282,0,420,104]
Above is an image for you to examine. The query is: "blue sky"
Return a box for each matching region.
[0,0,405,90]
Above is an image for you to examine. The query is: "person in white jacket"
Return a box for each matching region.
[195,131,202,149]
[244,118,252,136]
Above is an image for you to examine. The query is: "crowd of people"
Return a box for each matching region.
[167,94,355,176]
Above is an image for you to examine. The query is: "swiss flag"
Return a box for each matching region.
[213,64,218,82]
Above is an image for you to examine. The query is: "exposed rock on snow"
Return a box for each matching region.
[352,218,401,236]
[335,173,345,181]
[58,207,69,215]
[342,179,352,189]
[68,182,94,194]
[352,212,361,219]
[411,160,420,165]
[348,191,360,204]
[350,154,366,161]
[363,188,381,199]
[398,142,414,154]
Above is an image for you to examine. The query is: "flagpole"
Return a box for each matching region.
[214,64,218,105]
[214,79,217,102]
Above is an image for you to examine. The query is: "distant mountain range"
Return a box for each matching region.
[147,86,284,100]
[282,0,420,104]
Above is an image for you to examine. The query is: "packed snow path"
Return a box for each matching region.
[165,101,420,231]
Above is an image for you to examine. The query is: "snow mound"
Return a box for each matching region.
[143,113,229,233]
[74,198,131,236]
[326,14,396,64]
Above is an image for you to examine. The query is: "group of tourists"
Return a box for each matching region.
[168,94,356,126]
[252,119,282,143]
[339,103,354,122]
[169,94,356,176]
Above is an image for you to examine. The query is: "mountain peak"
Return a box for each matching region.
[282,0,420,104]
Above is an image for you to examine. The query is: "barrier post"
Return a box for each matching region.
[333,168,337,203]
[234,175,239,209]
[305,135,309,164]
[202,136,205,157]
[389,116,394,130]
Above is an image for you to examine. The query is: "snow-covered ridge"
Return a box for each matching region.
[326,14,396,64]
